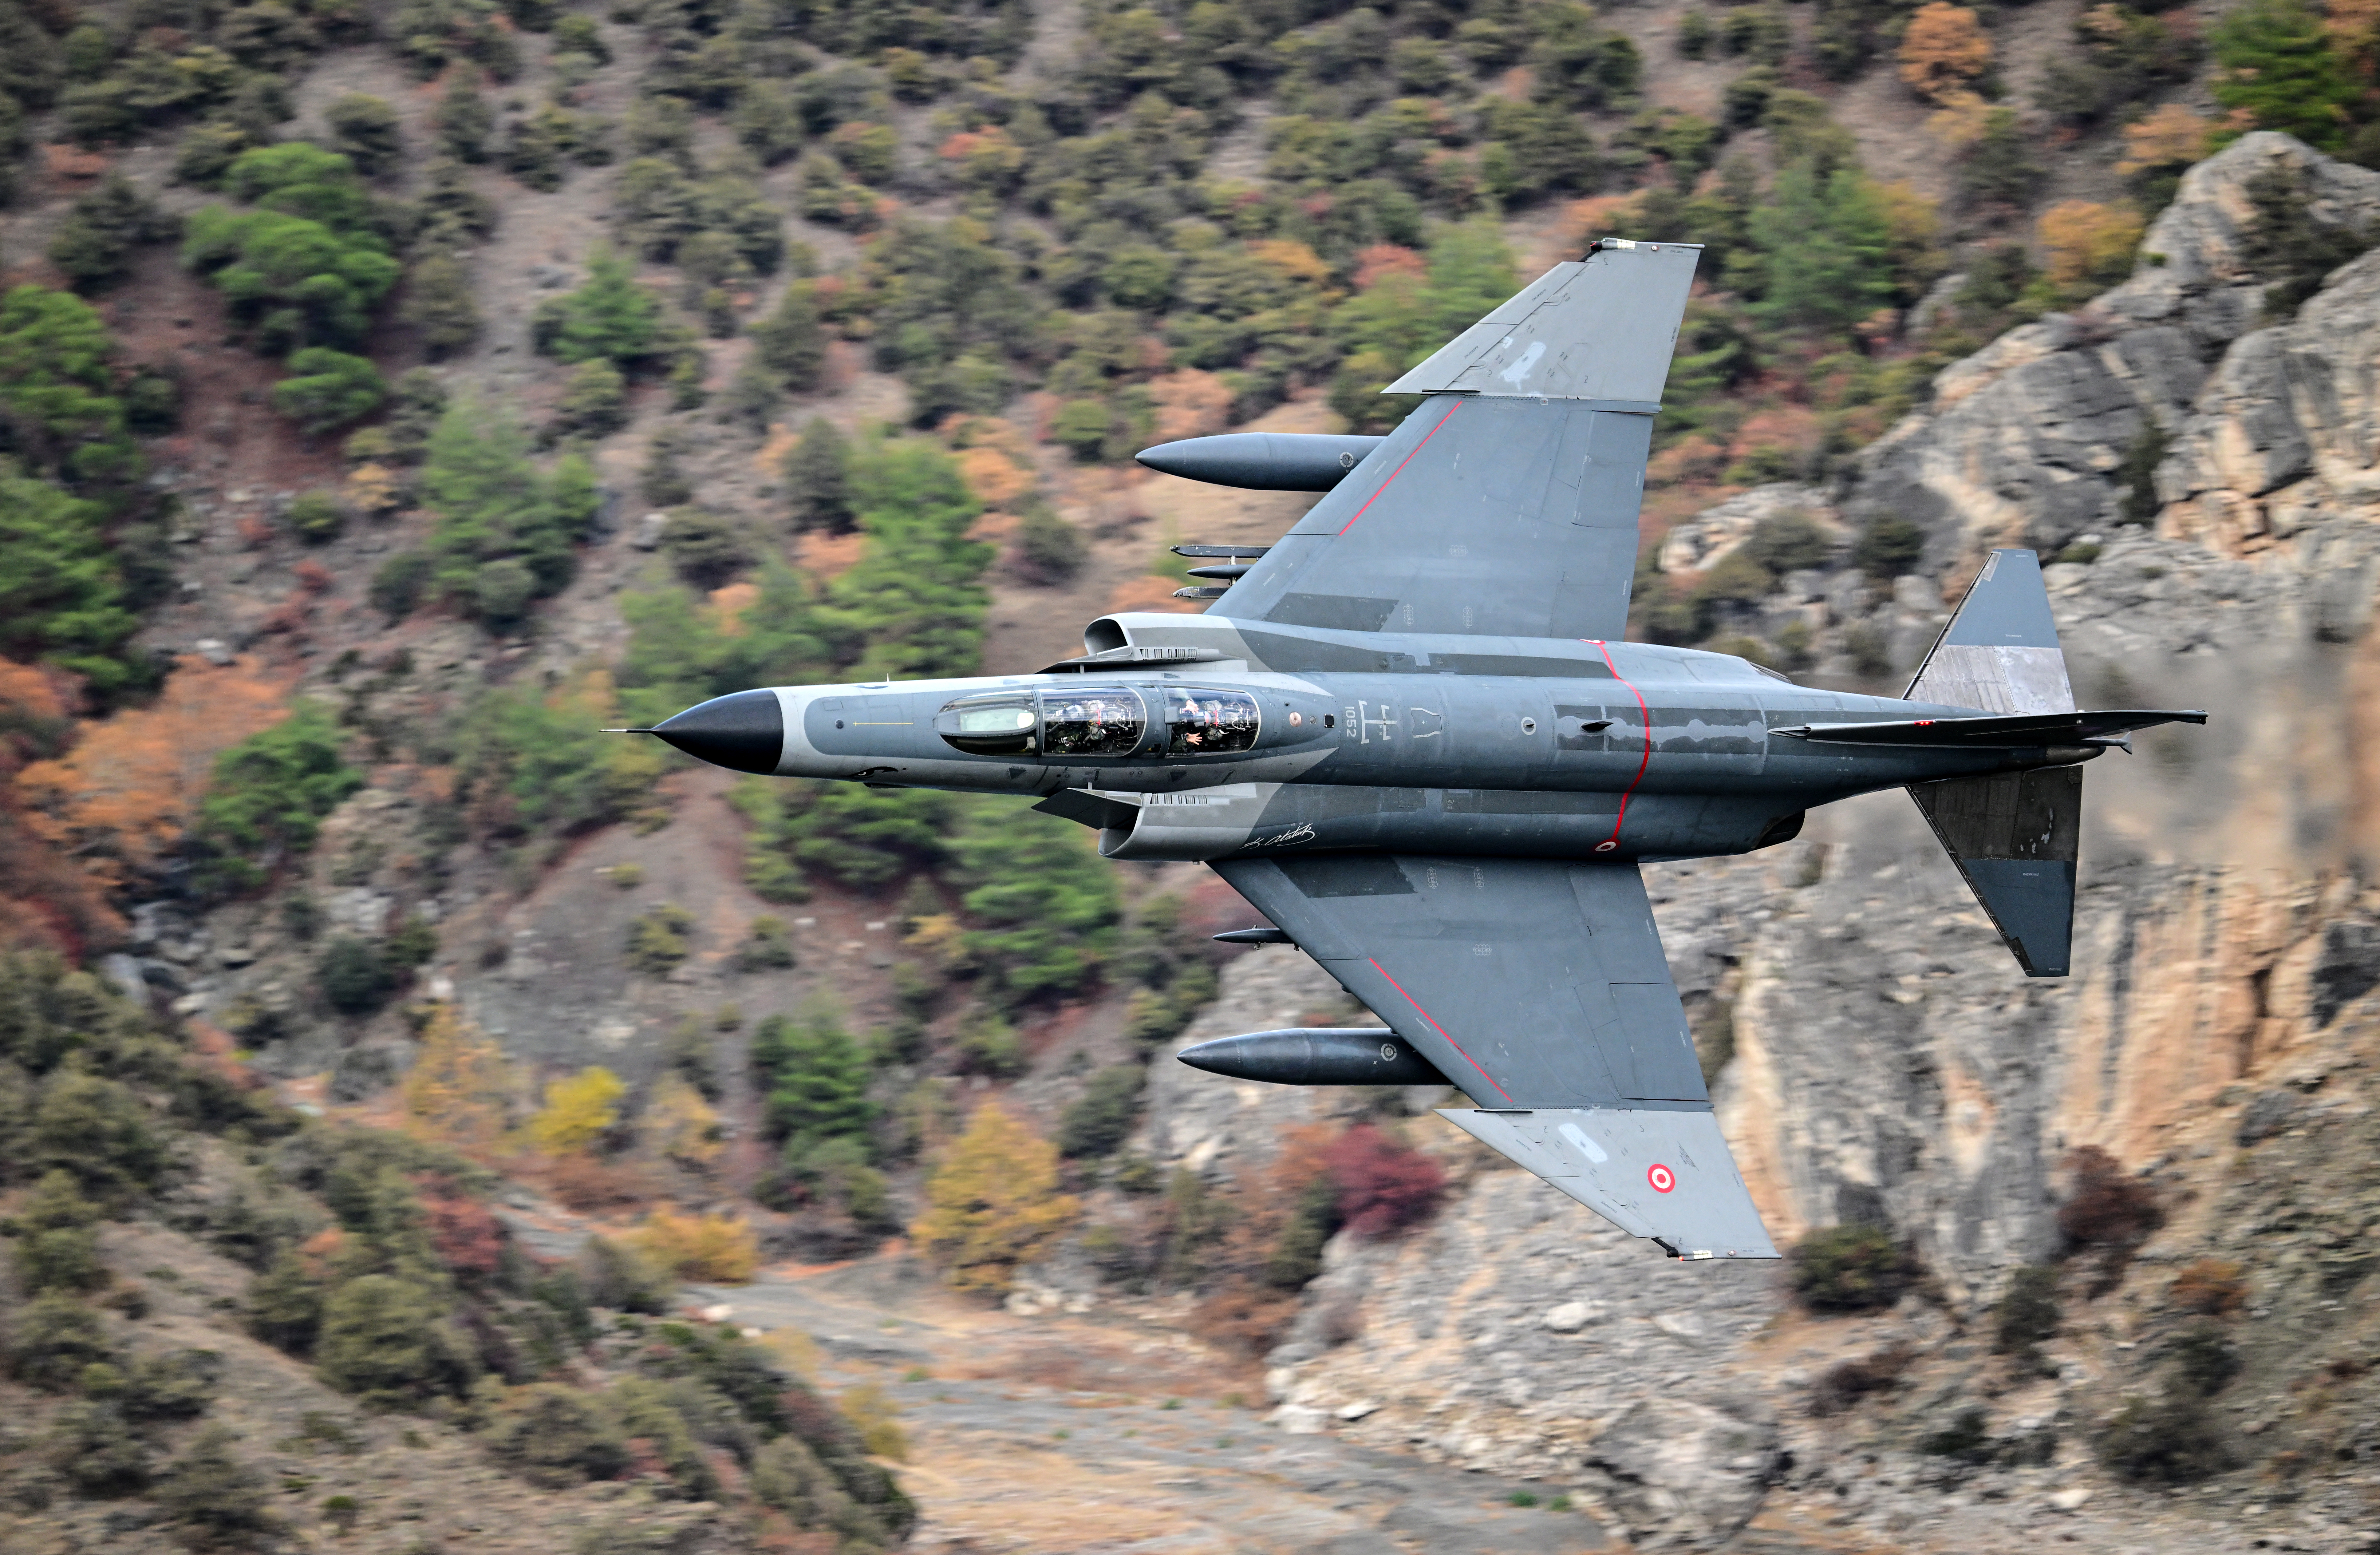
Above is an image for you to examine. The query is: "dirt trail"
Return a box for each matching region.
[681,1257,1612,1555]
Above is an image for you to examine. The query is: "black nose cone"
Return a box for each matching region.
[653,690,783,775]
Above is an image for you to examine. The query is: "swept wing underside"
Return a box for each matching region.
[1213,853,1777,1259]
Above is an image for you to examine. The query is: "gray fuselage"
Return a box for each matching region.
[708,617,2080,866]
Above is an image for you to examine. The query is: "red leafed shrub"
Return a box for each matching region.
[2059,1144,2163,1294]
[1326,1124,1445,1240]
[2058,1146,2161,1252]
[294,559,335,594]
[776,1383,846,1446]
[416,1185,505,1275]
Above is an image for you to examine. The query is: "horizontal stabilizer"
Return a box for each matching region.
[1784,709,2206,747]
[1439,1106,1777,1259]
[1910,764,2084,977]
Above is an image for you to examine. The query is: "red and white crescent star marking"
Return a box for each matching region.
[1647,1163,1676,1194]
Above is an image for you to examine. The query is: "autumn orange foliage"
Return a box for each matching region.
[1352,243,1428,291]
[1147,370,1235,441]
[0,659,69,739]
[13,654,292,893]
[1558,192,1647,258]
[544,1152,650,1213]
[417,1182,507,1275]
[2117,104,2213,177]
[955,445,1034,507]
[1899,3,1993,103]
[0,661,120,954]
[2331,0,2380,76]
[706,581,761,636]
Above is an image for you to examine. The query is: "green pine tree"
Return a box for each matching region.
[817,434,992,680]
[756,1005,877,1154]
[537,247,661,367]
[782,416,853,533]
[751,281,827,390]
[0,465,138,693]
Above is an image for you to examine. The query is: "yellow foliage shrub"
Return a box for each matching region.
[910,1102,1080,1298]
[344,461,401,516]
[529,1066,625,1156]
[640,1073,724,1169]
[631,1206,759,1282]
[1925,90,1994,149]
[403,1005,519,1156]
[1247,238,1335,288]
[2038,200,2145,293]
[838,1383,908,1461]
[1878,181,1946,290]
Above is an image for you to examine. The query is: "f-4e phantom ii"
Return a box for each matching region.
[623,239,2204,1261]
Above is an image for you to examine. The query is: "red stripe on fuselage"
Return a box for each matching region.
[1586,639,1653,851]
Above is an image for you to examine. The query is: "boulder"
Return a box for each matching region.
[1656,484,1839,575]
[1583,1394,1781,1547]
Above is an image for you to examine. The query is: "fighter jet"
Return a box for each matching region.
[623,240,2204,1260]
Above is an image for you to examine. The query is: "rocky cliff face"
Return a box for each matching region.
[1852,131,2380,571]
[1187,134,2380,1550]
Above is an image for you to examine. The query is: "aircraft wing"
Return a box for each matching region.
[1206,242,1701,642]
[1213,853,1777,1260]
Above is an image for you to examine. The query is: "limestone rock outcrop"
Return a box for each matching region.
[2159,248,2380,554]
[1851,132,2380,568]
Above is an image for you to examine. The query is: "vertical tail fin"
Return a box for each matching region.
[1906,549,2082,977]
[1905,548,2076,715]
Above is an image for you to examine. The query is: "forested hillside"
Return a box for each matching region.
[3,0,2375,1546]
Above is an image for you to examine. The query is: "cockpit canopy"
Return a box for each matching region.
[933,690,1040,755]
[1041,686,1145,757]
[1158,686,1259,754]
[933,685,1261,758]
